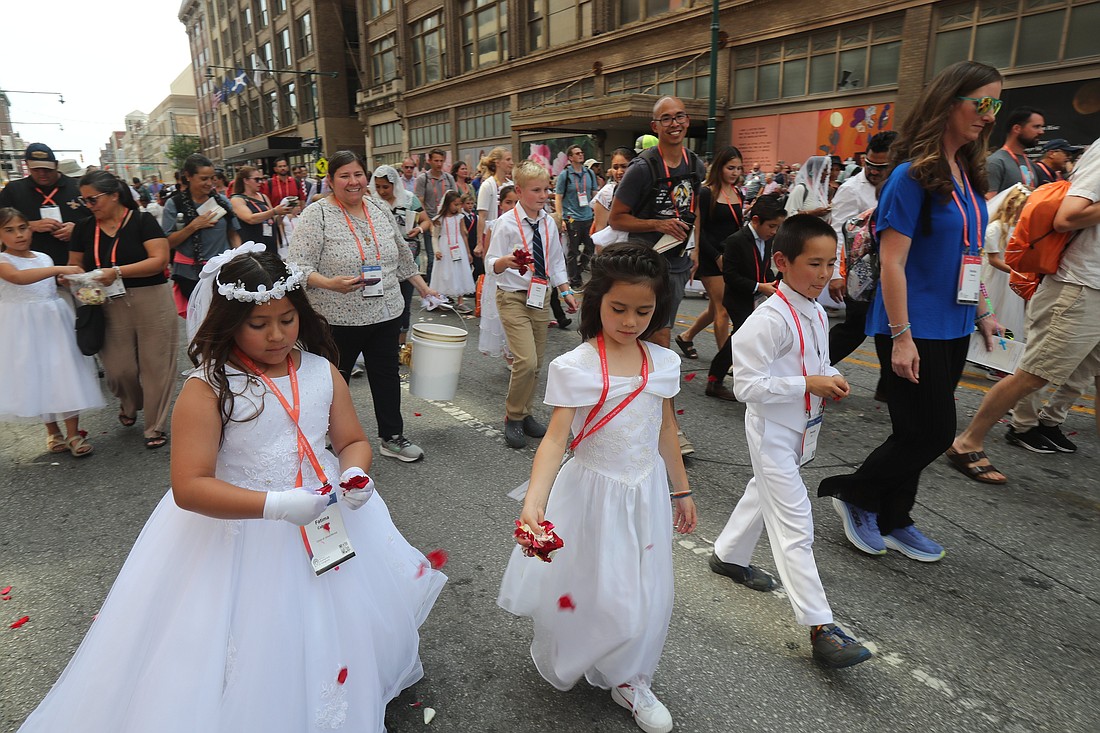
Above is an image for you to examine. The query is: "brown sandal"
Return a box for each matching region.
[47,432,68,454]
[66,430,94,458]
[945,447,1006,485]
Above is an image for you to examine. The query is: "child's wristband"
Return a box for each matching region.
[670,491,693,499]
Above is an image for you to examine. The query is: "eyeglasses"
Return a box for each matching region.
[78,192,112,207]
[863,160,890,169]
[653,112,689,127]
[249,176,264,181]
[956,96,1002,116]
[403,165,415,170]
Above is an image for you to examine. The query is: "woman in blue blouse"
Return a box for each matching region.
[819,61,1004,562]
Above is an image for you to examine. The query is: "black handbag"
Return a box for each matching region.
[74,304,106,356]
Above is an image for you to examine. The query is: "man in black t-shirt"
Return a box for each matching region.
[0,142,92,265]
[1033,139,1083,185]
[611,95,707,456]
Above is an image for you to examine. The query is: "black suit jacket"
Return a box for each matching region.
[721,224,776,330]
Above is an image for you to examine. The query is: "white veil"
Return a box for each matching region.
[185,241,269,343]
[790,156,832,209]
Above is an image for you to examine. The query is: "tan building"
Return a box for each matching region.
[178,0,365,172]
[145,68,202,181]
[356,0,1100,174]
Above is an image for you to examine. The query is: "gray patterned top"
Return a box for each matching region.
[289,196,420,327]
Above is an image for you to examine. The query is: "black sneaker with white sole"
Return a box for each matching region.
[1005,426,1057,454]
[1036,423,1077,453]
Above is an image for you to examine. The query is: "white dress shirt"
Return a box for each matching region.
[829,170,878,279]
[485,203,569,292]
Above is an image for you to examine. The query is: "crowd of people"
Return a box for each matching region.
[3,57,1098,733]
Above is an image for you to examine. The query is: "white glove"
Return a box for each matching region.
[338,467,375,510]
[263,488,330,525]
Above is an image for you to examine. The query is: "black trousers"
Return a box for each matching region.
[422,230,435,280]
[818,335,969,534]
[331,318,404,439]
[399,279,414,333]
[828,296,870,365]
[548,288,567,323]
[707,305,752,383]
[564,218,594,286]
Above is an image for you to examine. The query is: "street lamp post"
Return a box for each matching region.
[706,0,720,161]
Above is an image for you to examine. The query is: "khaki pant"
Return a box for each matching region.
[497,288,550,420]
[100,284,180,438]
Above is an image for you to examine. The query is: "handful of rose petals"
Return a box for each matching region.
[514,520,564,562]
[512,248,534,276]
[340,474,371,491]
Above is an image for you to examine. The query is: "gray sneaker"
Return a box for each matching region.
[380,434,424,462]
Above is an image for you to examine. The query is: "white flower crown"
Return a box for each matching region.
[215,265,305,303]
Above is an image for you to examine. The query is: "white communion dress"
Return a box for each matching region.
[17,351,446,733]
[0,251,103,422]
[498,340,681,690]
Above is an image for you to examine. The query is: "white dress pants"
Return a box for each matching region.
[713,414,833,626]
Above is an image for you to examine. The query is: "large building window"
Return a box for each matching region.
[277,27,292,67]
[606,54,710,99]
[259,42,273,77]
[409,111,451,149]
[280,82,298,126]
[457,98,510,141]
[256,0,269,28]
[460,0,508,72]
[369,0,394,18]
[619,0,692,25]
[242,5,252,37]
[267,90,280,129]
[732,16,902,105]
[932,0,1100,75]
[529,0,592,50]
[372,121,402,148]
[371,35,398,83]
[410,13,445,87]
[296,12,313,57]
[301,79,317,120]
[518,79,595,109]
[274,0,286,15]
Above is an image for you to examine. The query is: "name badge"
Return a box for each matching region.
[301,493,356,575]
[361,262,385,298]
[104,278,126,299]
[577,192,590,208]
[957,254,982,304]
[262,221,273,238]
[526,277,548,309]
[449,241,463,262]
[39,206,63,223]
[800,413,824,466]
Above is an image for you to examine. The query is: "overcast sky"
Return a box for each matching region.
[3,1,193,166]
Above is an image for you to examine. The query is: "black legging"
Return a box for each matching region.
[818,334,968,534]
[330,317,404,439]
[828,297,871,365]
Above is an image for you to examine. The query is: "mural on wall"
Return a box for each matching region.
[525,136,596,176]
[816,103,894,159]
[458,146,505,177]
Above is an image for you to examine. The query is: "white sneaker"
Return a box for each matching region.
[611,678,673,733]
[379,434,424,462]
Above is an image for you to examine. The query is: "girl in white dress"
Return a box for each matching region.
[478,185,518,359]
[0,208,102,456]
[982,184,1029,340]
[430,191,476,311]
[498,242,698,733]
[17,246,445,733]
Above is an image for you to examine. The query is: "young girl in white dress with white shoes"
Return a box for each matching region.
[0,207,102,456]
[17,245,445,733]
[430,191,476,312]
[498,242,698,733]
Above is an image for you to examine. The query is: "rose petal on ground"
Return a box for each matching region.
[10,616,29,629]
[426,549,449,570]
[684,373,696,382]
[558,594,576,611]
[423,707,436,724]
[0,586,10,595]
[414,412,422,417]
[2,596,10,601]
[337,667,348,685]
[410,701,423,708]
[1068,431,1078,436]
[676,409,684,415]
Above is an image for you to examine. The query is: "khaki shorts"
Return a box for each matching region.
[1019,278,1100,385]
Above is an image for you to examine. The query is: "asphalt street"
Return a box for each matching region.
[2,294,1097,733]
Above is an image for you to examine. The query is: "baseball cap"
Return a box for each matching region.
[583,158,598,169]
[634,134,658,152]
[1040,138,1083,154]
[24,142,58,169]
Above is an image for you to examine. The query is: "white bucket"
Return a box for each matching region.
[409,322,468,401]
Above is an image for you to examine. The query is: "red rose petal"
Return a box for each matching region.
[322,523,331,532]
[557,594,576,612]
[337,667,348,685]
[414,412,422,417]
[0,586,11,595]
[426,549,449,570]
[1,596,10,601]
[333,566,340,571]
[410,702,423,708]
[415,562,428,579]
[684,373,696,382]
[10,616,29,629]
[1068,431,1078,436]
[676,409,684,415]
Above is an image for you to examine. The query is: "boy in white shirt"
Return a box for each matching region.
[486,161,579,449]
[709,214,872,669]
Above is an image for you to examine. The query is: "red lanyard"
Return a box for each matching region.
[1001,147,1034,187]
[465,213,477,235]
[444,215,460,248]
[1035,161,1058,181]
[36,187,59,206]
[950,166,983,255]
[512,206,551,256]
[428,174,445,202]
[571,167,588,198]
[335,198,382,264]
[232,349,329,491]
[722,187,743,228]
[659,147,694,218]
[773,288,827,417]
[94,211,132,269]
[570,333,650,452]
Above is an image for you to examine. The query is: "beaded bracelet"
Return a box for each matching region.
[890,323,911,339]
[975,311,995,321]
[670,491,693,499]
[887,321,908,329]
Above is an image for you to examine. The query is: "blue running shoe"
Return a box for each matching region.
[811,623,872,669]
[884,525,945,562]
[832,498,886,555]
